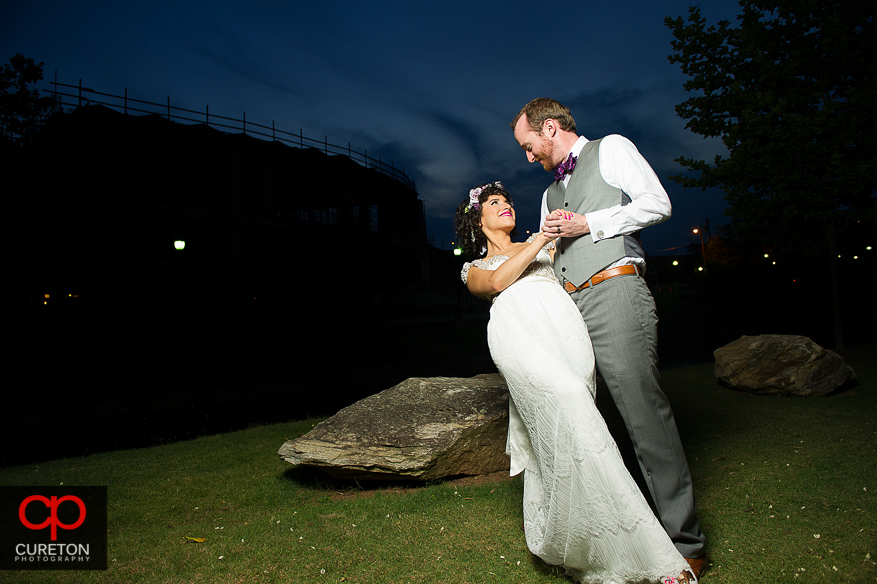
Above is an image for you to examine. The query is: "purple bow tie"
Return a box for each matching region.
[554,153,577,181]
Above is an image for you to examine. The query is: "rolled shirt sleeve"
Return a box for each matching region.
[586,134,671,242]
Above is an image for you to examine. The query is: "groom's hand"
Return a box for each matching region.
[542,210,590,238]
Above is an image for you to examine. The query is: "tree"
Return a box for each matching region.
[665,1,877,349]
[1,53,55,179]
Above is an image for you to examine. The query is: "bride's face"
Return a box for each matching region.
[480,194,515,233]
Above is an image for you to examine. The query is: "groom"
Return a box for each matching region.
[511,97,707,581]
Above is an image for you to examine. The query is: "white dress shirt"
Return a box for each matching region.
[539,135,672,272]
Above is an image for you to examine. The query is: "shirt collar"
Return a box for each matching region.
[569,135,588,159]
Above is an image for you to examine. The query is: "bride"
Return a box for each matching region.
[455,181,694,584]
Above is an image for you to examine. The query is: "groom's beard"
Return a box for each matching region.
[535,138,556,172]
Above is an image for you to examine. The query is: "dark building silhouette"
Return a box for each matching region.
[20,105,459,317]
[6,102,480,467]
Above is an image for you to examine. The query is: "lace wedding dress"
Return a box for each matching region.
[462,240,688,584]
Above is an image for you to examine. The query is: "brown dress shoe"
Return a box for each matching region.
[685,556,708,579]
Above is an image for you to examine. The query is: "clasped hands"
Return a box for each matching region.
[542,209,590,239]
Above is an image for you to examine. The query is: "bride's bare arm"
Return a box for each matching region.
[466,232,552,297]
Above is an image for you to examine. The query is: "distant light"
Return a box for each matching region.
[174,240,186,250]
[697,266,703,272]
[772,261,776,265]
[44,294,50,299]
[764,254,769,258]
[692,228,699,234]
[453,248,462,256]
[867,246,872,251]
[672,260,679,266]
[854,256,859,259]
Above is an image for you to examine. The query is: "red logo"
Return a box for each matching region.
[19,496,87,541]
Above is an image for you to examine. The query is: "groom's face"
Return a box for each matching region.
[513,115,558,172]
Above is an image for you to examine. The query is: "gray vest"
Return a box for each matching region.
[546,138,645,287]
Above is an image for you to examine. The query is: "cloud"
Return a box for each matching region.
[2,0,742,251]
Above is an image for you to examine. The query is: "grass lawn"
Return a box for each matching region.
[1,345,874,583]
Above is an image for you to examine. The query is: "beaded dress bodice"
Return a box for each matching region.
[461,239,558,303]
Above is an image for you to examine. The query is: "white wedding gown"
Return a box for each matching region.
[462,241,688,584]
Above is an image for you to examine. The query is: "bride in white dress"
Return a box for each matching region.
[455,181,692,584]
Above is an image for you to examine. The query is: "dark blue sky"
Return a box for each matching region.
[2,1,743,254]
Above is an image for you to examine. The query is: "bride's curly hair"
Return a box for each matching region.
[453,181,516,257]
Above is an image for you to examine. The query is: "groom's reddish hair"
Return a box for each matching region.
[511,98,577,135]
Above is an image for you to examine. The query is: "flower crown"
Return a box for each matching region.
[465,180,504,213]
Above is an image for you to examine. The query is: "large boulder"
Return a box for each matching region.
[714,334,855,396]
[278,375,511,480]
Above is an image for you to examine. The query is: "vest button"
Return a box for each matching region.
[597,230,604,238]
[561,267,566,272]
[564,202,569,207]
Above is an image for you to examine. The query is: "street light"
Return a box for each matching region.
[693,228,706,273]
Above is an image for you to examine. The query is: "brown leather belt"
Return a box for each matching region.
[563,264,640,293]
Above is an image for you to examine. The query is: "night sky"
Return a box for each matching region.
[2,0,744,254]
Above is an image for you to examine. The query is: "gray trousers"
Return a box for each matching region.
[569,273,705,558]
